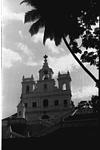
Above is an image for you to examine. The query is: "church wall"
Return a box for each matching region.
[25,107,72,123]
[21,92,71,109]
[20,91,72,122]
[17,55,73,124]
[36,80,55,92]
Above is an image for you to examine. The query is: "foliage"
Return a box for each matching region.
[20,0,99,84]
[80,26,99,69]
[76,97,100,113]
[77,101,89,109]
[89,95,100,112]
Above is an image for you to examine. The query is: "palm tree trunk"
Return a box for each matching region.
[62,35,99,86]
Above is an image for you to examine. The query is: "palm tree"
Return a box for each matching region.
[20,0,99,87]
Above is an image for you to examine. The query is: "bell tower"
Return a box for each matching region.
[57,71,71,93]
[21,74,35,95]
[39,55,54,81]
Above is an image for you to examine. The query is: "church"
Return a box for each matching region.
[2,55,74,138]
[17,55,73,124]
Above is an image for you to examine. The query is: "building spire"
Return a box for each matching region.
[44,55,48,63]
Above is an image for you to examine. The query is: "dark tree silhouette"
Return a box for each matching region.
[20,0,99,88]
[77,101,90,110]
[89,95,100,112]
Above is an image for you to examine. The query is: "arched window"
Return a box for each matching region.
[62,83,66,90]
[54,100,59,106]
[26,85,29,93]
[42,115,50,119]
[33,85,35,90]
[18,111,21,116]
[64,100,67,107]
[44,84,47,90]
[43,99,48,107]
[32,102,37,108]
[24,103,28,108]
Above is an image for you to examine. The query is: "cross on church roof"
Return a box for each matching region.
[44,55,48,63]
[44,55,48,60]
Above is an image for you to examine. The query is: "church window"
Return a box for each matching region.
[44,69,48,74]
[26,85,29,93]
[43,99,48,107]
[19,111,21,116]
[32,102,37,108]
[33,85,35,90]
[64,100,67,107]
[54,100,59,106]
[42,115,50,119]
[62,84,66,90]
[44,84,47,90]
[25,103,28,108]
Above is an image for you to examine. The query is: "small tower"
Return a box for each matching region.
[39,55,54,81]
[57,71,71,92]
[21,74,35,95]
[17,101,26,118]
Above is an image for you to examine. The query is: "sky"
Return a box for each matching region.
[1,0,98,119]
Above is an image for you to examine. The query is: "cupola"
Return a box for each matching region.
[39,55,54,80]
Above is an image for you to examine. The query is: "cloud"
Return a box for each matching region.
[26,57,38,66]
[17,42,38,66]
[17,43,32,56]
[18,30,24,39]
[2,6,24,24]
[2,48,22,68]
[32,32,43,43]
[45,39,61,54]
[32,32,64,54]
[72,85,98,105]
[48,54,80,76]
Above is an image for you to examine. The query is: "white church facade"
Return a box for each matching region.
[17,55,73,125]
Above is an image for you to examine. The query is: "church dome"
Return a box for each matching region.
[39,55,54,80]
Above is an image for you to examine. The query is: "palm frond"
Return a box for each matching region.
[43,28,48,45]
[29,19,44,36]
[54,33,62,46]
[43,27,50,45]
[20,0,38,7]
[20,0,27,5]
[43,24,54,45]
[25,9,40,23]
